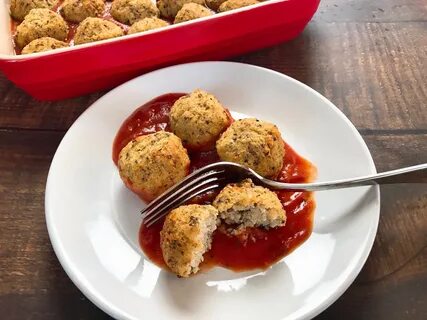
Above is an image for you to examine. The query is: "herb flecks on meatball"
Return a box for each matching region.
[21,37,68,54]
[218,0,259,12]
[160,204,219,277]
[157,0,205,19]
[216,118,285,178]
[61,0,105,23]
[118,131,190,202]
[174,3,213,23]
[128,17,169,34]
[15,8,68,49]
[74,17,124,45]
[170,89,230,150]
[10,0,57,21]
[111,0,159,25]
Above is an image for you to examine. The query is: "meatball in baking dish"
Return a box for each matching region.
[10,0,57,21]
[128,17,169,34]
[118,131,190,201]
[216,118,284,178]
[170,89,230,150]
[218,0,259,12]
[60,0,105,23]
[160,204,219,277]
[157,0,205,20]
[174,3,213,23]
[111,0,159,25]
[205,0,226,11]
[15,9,68,49]
[21,37,67,54]
[213,179,286,229]
[74,17,124,45]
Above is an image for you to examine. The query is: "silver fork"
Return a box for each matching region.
[141,161,427,227]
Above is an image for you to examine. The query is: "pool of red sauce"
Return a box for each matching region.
[113,93,317,272]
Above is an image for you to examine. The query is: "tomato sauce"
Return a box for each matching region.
[112,93,182,164]
[113,93,317,272]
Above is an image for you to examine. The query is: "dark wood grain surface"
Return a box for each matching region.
[0,0,426,319]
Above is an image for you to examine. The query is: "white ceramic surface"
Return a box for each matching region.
[45,62,380,320]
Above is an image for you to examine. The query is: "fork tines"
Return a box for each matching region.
[142,163,229,227]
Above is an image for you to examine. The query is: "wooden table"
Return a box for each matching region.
[0,0,426,318]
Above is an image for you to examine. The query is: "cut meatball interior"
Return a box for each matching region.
[213,179,286,229]
[160,204,218,277]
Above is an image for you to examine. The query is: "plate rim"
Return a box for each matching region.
[45,61,380,320]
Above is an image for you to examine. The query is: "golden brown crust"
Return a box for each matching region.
[128,17,169,34]
[216,118,285,178]
[74,17,124,45]
[111,0,159,25]
[10,0,57,21]
[21,37,68,54]
[15,8,68,49]
[160,204,219,277]
[205,0,226,11]
[157,0,205,19]
[170,89,229,149]
[218,0,259,12]
[61,0,105,23]
[174,3,213,23]
[213,179,286,228]
[118,131,190,201]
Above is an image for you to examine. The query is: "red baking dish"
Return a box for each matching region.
[0,0,320,100]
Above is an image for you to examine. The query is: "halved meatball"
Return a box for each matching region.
[128,17,168,34]
[61,0,104,23]
[15,8,68,49]
[170,89,230,150]
[218,0,259,12]
[111,0,159,25]
[157,0,205,19]
[216,118,285,178]
[174,3,213,23]
[118,131,190,201]
[213,179,286,229]
[74,17,124,45]
[21,37,67,54]
[10,0,57,21]
[160,204,219,277]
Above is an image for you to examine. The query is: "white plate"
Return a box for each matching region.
[45,62,380,320]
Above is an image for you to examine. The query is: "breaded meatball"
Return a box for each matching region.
[170,90,230,150]
[213,179,286,229]
[216,118,285,178]
[218,0,259,12]
[157,0,205,19]
[128,17,168,34]
[111,0,159,25]
[118,131,190,201]
[21,37,67,54]
[205,0,226,11]
[74,17,124,45]
[60,0,104,23]
[15,9,68,49]
[160,204,218,277]
[10,0,57,21]
[174,3,212,23]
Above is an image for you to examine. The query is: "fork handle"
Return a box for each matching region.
[262,163,427,191]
